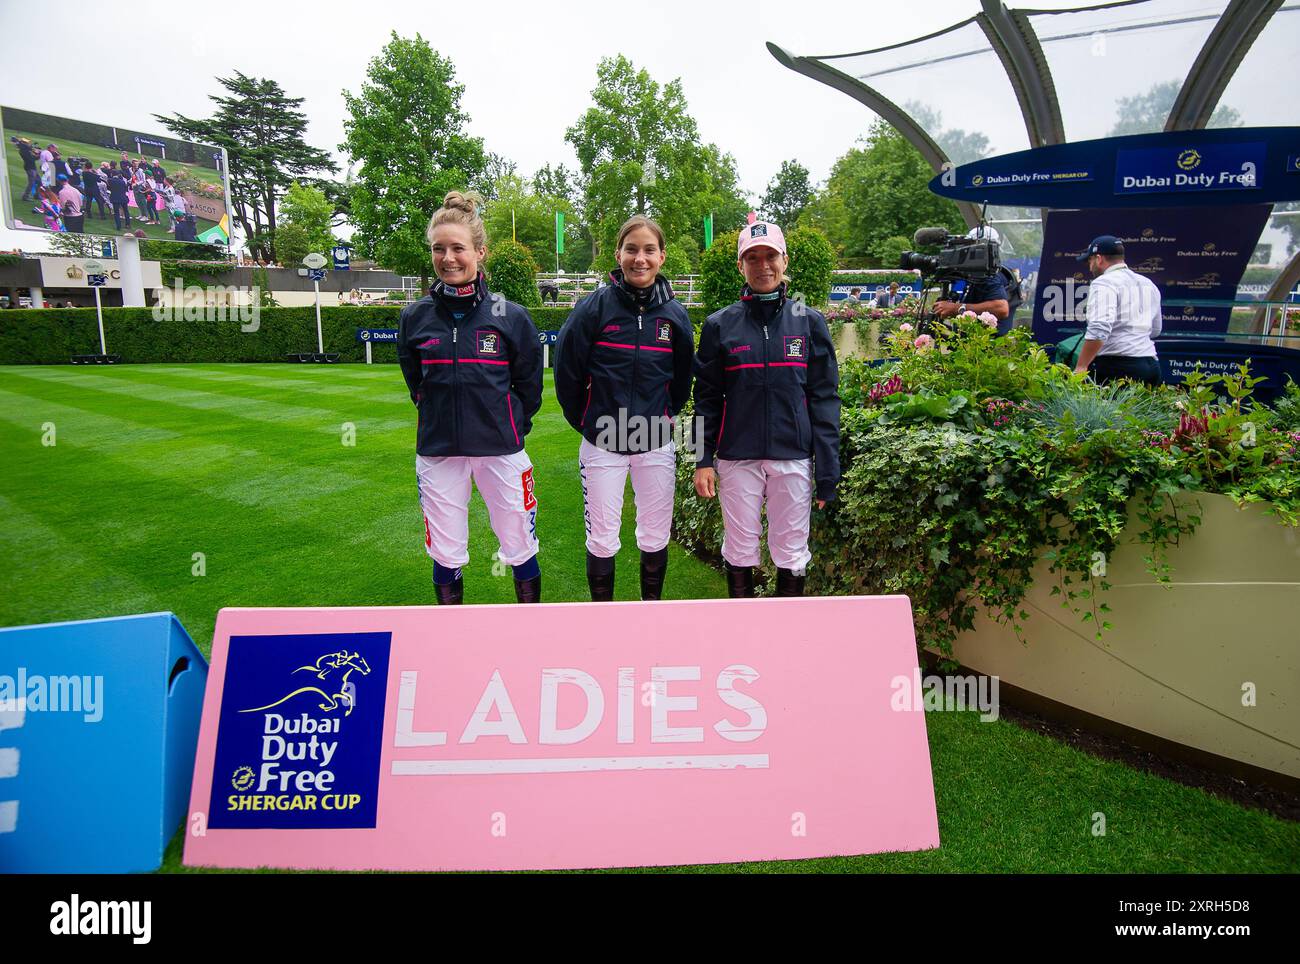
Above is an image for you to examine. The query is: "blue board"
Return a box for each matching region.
[0,612,208,872]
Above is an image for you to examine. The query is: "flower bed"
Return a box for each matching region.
[674,312,1300,657]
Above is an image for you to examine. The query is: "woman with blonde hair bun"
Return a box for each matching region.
[397,190,544,604]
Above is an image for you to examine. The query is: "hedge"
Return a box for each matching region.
[0,304,711,364]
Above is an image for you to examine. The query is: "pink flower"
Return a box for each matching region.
[978,311,998,325]
[913,334,935,352]
[899,322,913,333]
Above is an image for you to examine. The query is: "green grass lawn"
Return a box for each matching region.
[3,126,221,241]
[1,363,1296,874]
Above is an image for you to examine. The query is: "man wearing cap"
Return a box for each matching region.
[55,175,84,233]
[1073,235,1162,386]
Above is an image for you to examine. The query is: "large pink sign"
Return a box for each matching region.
[183,598,939,871]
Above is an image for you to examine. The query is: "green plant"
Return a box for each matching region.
[784,226,835,309]
[661,243,693,279]
[673,314,1300,660]
[699,229,741,313]
[485,239,542,307]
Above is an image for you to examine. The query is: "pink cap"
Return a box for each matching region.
[737,221,786,259]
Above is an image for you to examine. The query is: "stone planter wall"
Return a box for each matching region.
[947,493,1300,779]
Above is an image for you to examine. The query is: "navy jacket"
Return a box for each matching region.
[397,275,543,457]
[694,285,841,502]
[554,270,694,454]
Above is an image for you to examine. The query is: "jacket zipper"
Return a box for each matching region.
[763,321,770,455]
[631,306,644,426]
[452,325,460,452]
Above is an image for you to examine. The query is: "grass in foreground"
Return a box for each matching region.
[1,363,1295,873]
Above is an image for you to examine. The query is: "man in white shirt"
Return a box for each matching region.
[1073,234,1163,386]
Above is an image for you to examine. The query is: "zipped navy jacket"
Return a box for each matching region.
[397,274,543,457]
[693,284,841,502]
[554,270,694,454]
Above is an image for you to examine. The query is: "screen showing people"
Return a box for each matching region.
[2,106,227,244]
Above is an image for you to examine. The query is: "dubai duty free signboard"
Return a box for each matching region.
[183,598,940,871]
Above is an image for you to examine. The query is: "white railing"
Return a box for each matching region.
[536,273,702,308]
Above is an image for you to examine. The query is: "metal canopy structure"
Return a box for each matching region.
[769,0,1297,306]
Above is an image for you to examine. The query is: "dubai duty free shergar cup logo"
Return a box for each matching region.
[1177,149,1203,171]
[972,174,984,187]
[238,649,372,717]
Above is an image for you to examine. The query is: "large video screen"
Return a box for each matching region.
[1,105,229,246]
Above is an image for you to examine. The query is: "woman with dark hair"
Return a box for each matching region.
[554,215,693,601]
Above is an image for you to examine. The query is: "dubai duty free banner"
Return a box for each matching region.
[183,598,940,871]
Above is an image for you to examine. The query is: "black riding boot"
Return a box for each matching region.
[586,551,616,602]
[434,576,464,605]
[514,574,542,604]
[725,562,755,599]
[775,567,806,597]
[640,547,669,601]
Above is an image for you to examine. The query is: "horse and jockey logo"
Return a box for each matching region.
[784,336,805,360]
[239,650,372,717]
[657,320,672,344]
[477,330,502,356]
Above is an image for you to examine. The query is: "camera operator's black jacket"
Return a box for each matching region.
[397,273,543,457]
[554,270,694,454]
[694,284,841,502]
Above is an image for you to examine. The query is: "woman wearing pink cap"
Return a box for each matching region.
[692,221,841,598]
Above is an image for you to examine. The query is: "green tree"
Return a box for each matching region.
[803,120,965,266]
[1109,80,1242,136]
[155,72,337,262]
[482,174,577,272]
[661,244,693,279]
[565,55,749,266]
[485,239,541,308]
[760,160,812,229]
[785,227,835,309]
[341,32,488,284]
[700,229,742,313]
[873,235,913,271]
[276,182,336,267]
[904,102,991,166]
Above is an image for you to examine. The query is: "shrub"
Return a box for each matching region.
[785,226,835,309]
[661,243,693,280]
[485,239,542,308]
[673,311,1300,660]
[699,230,741,314]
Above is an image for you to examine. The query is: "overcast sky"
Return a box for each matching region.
[2,0,1103,253]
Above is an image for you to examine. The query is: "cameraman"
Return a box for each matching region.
[931,227,1010,330]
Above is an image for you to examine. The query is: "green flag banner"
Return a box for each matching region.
[555,211,565,255]
[704,212,713,251]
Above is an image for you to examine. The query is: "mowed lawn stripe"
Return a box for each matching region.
[103,364,416,402]
[0,365,727,654]
[4,368,354,430]
[4,367,412,443]
[0,492,171,629]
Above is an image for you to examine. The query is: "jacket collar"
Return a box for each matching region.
[740,281,787,305]
[430,272,488,319]
[609,268,675,312]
